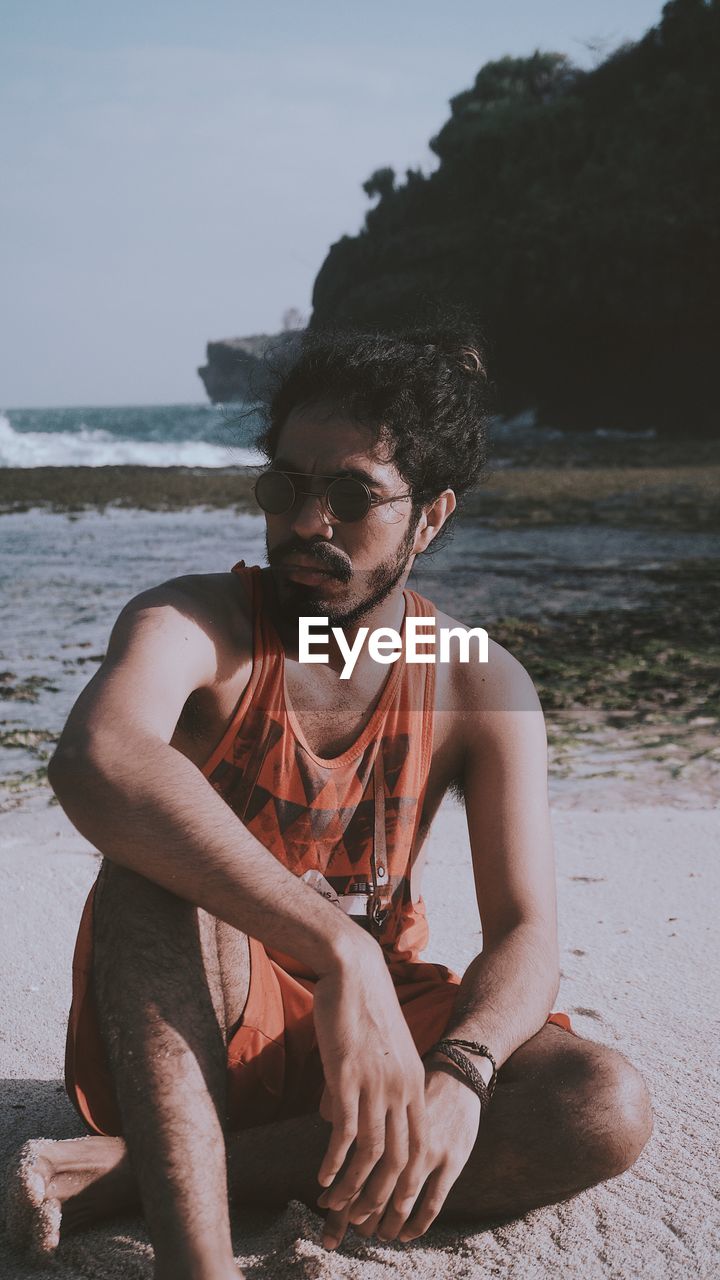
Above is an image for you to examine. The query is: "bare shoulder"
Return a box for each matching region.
[116,569,252,669]
[51,569,256,765]
[432,604,542,720]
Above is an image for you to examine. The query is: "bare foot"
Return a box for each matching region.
[5,1135,138,1260]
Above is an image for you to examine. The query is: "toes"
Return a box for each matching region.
[4,1141,62,1260]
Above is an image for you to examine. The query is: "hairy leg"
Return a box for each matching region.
[9,1021,652,1258]
[90,860,247,1280]
[441,1023,654,1218]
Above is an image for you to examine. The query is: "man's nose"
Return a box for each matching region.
[288,492,335,539]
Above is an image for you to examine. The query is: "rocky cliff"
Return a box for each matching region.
[309,0,720,435]
[197,331,303,404]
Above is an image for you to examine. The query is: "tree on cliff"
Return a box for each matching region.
[362,167,396,202]
[310,0,720,434]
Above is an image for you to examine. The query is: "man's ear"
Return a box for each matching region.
[411,489,456,555]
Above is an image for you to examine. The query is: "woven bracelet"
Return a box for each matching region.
[434,1039,498,1099]
[423,1042,492,1111]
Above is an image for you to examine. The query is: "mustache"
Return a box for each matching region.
[269,537,353,582]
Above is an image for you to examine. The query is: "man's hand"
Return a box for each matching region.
[317,1064,482,1249]
[311,938,428,1230]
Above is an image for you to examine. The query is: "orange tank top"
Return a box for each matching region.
[201,562,438,980]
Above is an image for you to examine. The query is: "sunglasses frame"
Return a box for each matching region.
[254,469,413,523]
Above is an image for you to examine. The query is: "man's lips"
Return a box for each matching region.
[278,558,344,584]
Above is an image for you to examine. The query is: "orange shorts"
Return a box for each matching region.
[65,884,577,1137]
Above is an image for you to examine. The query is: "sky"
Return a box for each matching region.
[1,0,667,408]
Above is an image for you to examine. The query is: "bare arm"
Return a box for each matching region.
[48,578,359,976]
[428,643,560,1080]
[314,641,561,1244]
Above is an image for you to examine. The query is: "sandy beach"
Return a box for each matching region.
[1,793,718,1278]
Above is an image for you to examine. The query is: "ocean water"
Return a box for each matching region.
[0,403,265,468]
[0,403,660,470]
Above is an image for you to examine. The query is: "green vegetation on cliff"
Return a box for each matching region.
[310,0,720,435]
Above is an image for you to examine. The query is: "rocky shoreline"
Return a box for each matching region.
[2,463,718,531]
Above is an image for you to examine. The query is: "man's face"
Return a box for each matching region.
[263,402,420,629]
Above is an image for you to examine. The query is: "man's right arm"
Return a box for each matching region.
[49,580,429,1197]
[48,578,359,976]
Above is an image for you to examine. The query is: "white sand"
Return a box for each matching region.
[1,795,718,1278]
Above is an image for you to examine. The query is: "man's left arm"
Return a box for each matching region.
[428,644,560,1084]
[319,646,561,1247]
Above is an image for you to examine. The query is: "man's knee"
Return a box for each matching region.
[95,858,195,925]
[93,861,203,985]
[559,1041,653,1180]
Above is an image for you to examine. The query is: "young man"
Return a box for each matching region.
[7,332,652,1279]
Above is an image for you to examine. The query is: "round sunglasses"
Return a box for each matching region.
[254,469,413,523]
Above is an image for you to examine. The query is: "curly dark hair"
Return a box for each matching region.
[255,324,494,545]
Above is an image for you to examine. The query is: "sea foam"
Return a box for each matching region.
[0,413,263,468]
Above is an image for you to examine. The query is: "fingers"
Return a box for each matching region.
[319,1155,455,1249]
[350,1088,428,1216]
[345,1101,412,1223]
[318,1075,426,1214]
[320,1200,355,1251]
[317,1088,387,1209]
[317,1084,359,1188]
[351,1131,430,1239]
[360,1162,428,1239]
[393,1168,455,1241]
[353,1205,386,1239]
[318,1083,333,1123]
[323,1170,452,1249]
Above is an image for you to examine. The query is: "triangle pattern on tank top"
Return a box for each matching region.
[205,565,437,966]
[272,796,310,835]
[294,749,334,804]
[383,734,411,795]
[243,783,273,826]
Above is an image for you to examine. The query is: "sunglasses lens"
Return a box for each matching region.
[255,470,295,514]
[326,477,370,521]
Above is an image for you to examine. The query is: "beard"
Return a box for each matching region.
[267,521,417,630]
